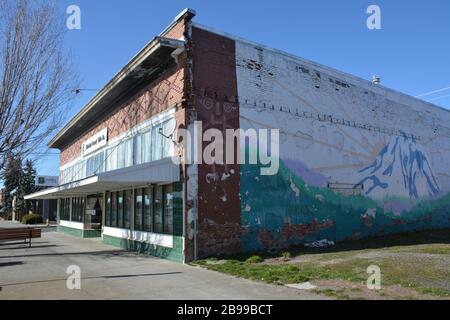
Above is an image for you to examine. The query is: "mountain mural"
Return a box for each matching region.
[357,134,440,199]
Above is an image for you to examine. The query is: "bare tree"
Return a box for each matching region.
[0,0,78,172]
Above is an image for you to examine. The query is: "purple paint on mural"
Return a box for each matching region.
[383,200,415,215]
[284,158,328,187]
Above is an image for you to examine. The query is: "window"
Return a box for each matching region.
[125,138,133,167]
[117,191,124,228]
[142,130,152,163]
[163,185,174,234]
[135,189,143,231]
[111,192,117,227]
[133,135,142,165]
[60,198,71,221]
[86,152,104,177]
[152,124,163,161]
[124,190,131,229]
[117,141,125,169]
[105,192,111,227]
[162,120,174,158]
[144,187,153,232]
[106,146,118,171]
[71,197,84,222]
[154,186,163,233]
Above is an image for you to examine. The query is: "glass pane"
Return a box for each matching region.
[152,124,162,161]
[125,139,133,167]
[106,147,118,171]
[164,185,174,234]
[162,120,174,158]
[111,192,117,227]
[124,190,131,229]
[95,152,105,174]
[154,186,163,233]
[105,192,111,227]
[144,187,153,232]
[117,142,125,169]
[133,135,142,165]
[135,189,143,231]
[117,191,124,228]
[143,130,151,163]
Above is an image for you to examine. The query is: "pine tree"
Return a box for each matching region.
[23,159,37,212]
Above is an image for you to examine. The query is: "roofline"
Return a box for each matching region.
[49,8,196,149]
[192,22,450,115]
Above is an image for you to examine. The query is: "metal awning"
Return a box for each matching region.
[25,158,180,200]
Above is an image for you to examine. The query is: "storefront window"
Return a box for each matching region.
[60,198,70,221]
[71,197,84,222]
[111,192,117,227]
[144,187,153,232]
[105,192,111,227]
[163,185,174,234]
[135,189,143,231]
[154,186,163,233]
[124,190,131,229]
[117,191,124,228]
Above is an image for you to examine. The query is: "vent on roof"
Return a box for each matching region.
[372,75,381,85]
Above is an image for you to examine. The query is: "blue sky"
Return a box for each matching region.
[33,0,450,177]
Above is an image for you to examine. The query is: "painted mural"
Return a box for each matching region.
[235,40,450,251]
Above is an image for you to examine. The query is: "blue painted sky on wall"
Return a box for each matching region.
[32,0,450,177]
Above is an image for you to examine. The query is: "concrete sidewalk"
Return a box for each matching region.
[0,231,328,300]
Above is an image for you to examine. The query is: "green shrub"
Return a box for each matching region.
[245,255,263,264]
[281,251,291,261]
[21,214,43,225]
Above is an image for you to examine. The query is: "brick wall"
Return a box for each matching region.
[191,26,242,258]
[59,19,189,167]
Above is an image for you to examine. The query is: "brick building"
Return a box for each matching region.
[26,9,450,263]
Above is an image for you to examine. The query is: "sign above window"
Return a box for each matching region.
[82,128,108,157]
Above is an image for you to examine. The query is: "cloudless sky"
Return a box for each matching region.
[32,0,450,177]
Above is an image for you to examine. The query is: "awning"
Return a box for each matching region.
[25,158,180,200]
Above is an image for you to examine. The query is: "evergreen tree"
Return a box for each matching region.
[23,159,37,212]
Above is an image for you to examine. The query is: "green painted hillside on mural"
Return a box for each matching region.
[240,159,450,252]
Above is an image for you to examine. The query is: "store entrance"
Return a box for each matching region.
[85,195,103,230]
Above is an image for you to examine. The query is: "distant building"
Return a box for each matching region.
[25,9,450,263]
[30,176,59,222]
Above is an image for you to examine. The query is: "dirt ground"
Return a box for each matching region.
[196,230,450,300]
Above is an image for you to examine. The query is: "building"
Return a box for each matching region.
[26,9,450,263]
[33,176,59,222]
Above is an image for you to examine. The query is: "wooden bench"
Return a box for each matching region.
[0,228,42,247]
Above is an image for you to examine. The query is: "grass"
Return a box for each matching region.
[192,229,450,299]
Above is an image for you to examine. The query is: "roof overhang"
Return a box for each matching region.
[49,37,185,149]
[25,158,180,200]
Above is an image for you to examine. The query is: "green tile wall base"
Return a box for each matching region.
[57,225,102,238]
[103,234,184,263]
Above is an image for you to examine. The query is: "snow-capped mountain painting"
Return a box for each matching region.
[357,133,440,199]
